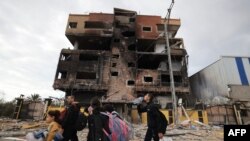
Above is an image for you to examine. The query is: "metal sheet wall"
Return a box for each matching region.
[190,57,250,103]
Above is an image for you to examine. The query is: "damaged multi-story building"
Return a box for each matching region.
[53,8,189,120]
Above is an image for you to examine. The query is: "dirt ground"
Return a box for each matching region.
[0,118,223,141]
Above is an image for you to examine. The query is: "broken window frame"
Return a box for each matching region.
[111,71,119,76]
[112,63,117,67]
[128,62,135,67]
[161,74,170,86]
[137,54,168,69]
[79,54,99,61]
[112,54,120,59]
[84,21,110,29]
[129,18,136,23]
[76,72,97,79]
[114,38,120,43]
[128,43,136,51]
[143,76,153,83]
[121,31,135,37]
[156,24,164,32]
[61,53,72,61]
[68,22,77,29]
[57,71,67,79]
[127,80,135,86]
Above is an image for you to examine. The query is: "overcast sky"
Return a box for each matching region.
[0,0,249,101]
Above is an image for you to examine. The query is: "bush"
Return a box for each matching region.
[0,100,15,118]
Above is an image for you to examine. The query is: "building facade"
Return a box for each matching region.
[53,8,189,115]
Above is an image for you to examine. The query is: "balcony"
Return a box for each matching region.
[65,14,114,49]
[67,21,113,36]
[136,15,181,39]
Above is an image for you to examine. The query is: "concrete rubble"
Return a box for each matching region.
[0,119,47,140]
[0,118,223,141]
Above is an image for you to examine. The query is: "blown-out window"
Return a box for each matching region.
[85,21,106,29]
[144,76,153,82]
[68,22,77,28]
[157,24,164,31]
[76,72,96,79]
[127,80,135,86]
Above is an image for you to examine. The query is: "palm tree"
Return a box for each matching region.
[27,94,42,101]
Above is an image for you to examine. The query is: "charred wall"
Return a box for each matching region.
[53,8,190,108]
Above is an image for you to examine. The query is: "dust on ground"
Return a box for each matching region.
[0,118,223,141]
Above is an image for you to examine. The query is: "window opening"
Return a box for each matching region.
[112,63,117,67]
[79,54,98,61]
[76,72,96,79]
[61,53,72,61]
[58,71,67,79]
[142,26,151,32]
[69,22,77,28]
[127,80,135,86]
[128,62,135,67]
[111,71,118,76]
[129,18,135,23]
[144,76,153,82]
[114,38,120,43]
[112,54,120,59]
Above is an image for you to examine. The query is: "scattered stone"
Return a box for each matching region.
[0,118,223,141]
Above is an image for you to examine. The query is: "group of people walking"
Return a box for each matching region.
[28,93,167,141]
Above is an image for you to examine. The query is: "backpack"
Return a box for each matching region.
[102,111,129,141]
[158,110,168,134]
[75,112,87,131]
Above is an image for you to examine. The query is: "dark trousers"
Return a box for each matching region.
[63,129,78,141]
[144,128,159,141]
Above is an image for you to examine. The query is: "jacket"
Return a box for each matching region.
[61,103,80,129]
[137,102,165,134]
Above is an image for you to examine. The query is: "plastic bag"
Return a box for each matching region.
[26,129,48,141]
[160,137,173,141]
[26,132,45,141]
[54,131,64,141]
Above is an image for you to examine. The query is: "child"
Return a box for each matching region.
[46,110,63,141]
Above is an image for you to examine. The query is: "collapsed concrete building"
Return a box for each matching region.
[53,8,189,117]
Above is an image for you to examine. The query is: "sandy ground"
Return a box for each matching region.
[0,119,223,141]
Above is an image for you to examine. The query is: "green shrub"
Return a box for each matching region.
[0,100,15,118]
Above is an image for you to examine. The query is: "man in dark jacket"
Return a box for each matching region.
[61,95,80,141]
[137,93,164,141]
[87,97,111,141]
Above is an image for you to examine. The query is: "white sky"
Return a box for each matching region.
[0,0,249,101]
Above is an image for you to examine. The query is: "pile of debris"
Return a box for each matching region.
[0,118,223,141]
[76,124,223,141]
[0,118,47,140]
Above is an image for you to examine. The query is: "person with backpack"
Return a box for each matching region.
[136,93,167,141]
[61,95,80,141]
[87,97,111,141]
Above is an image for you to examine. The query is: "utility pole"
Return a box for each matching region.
[164,0,178,125]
